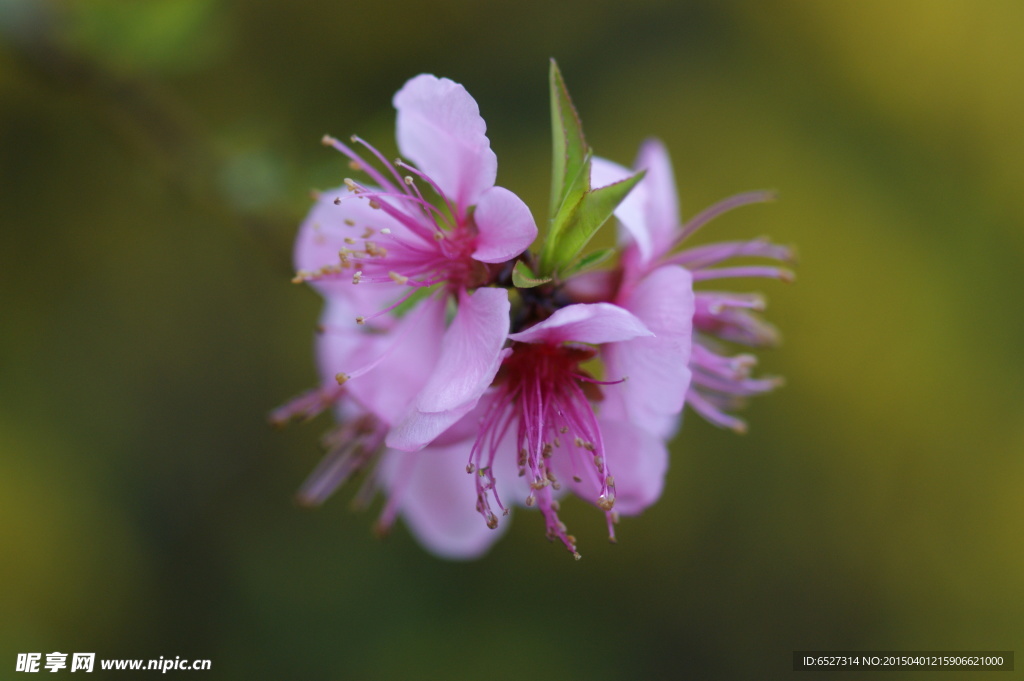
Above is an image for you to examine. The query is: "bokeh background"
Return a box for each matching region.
[2,1,1022,678]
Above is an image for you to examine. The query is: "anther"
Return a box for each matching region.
[388,271,408,285]
[525,494,535,507]
[344,218,356,226]
[335,373,350,386]
[355,316,366,325]
[404,176,414,185]
[344,237,357,245]
[466,463,475,474]
[380,228,391,235]
[361,227,375,239]
[348,160,361,171]
[321,134,336,146]
[333,197,342,205]
[368,200,381,210]
[573,552,582,561]
[364,242,387,257]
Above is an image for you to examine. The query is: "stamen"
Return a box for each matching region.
[673,190,777,245]
[692,266,795,282]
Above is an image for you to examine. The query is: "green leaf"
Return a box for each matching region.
[511,260,553,289]
[563,247,615,277]
[546,170,645,276]
[549,60,588,220]
[538,151,592,275]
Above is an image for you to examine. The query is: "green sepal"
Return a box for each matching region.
[511,260,553,289]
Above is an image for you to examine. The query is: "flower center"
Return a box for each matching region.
[468,342,619,559]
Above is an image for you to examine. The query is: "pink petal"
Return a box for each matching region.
[315,299,371,385]
[507,303,652,346]
[340,295,447,426]
[471,186,538,263]
[384,400,480,453]
[387,288,510,450]
[379,444,509,560]
[393,75,497,210]
[634,139,680,259]
[550,419,668,515]
[602,265,694,439]
[294,188,406,310]
[590,156,653,263]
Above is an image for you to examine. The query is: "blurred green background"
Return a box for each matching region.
[2,0,1022,678]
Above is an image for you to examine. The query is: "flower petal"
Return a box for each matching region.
[340,295,447,426]
[590,156,653,263]
[555,419,669,515]
[634,139,680,259]
[507,302,652,346]
[393,74,497,210]
[295,188,407,309]
[471,186,537,263]
[379,445,509,560]
[387,288,510,450]
[602,265,694,439]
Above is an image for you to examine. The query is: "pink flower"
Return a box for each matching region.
[591,139,794,433]
[275,69,792,560]
[375,302,671,559]
[292,75,537,447]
